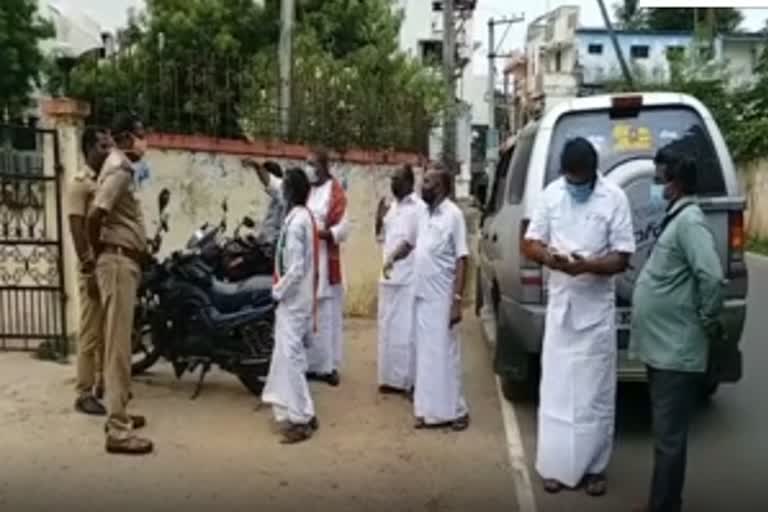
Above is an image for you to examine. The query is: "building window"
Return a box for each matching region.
[666,46,685,60]
[631,45,650,59]
[588,43,603,55]
[555,50,562,72]
[419,40,443,67]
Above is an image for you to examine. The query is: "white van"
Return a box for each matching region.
[475,93,748,401]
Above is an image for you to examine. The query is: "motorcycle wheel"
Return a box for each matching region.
[237,373,266,396]
[132,321,161,375]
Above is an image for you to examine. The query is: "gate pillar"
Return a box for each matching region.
[41,98,91,346]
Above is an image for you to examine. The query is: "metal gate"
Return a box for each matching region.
[0,124,67,351]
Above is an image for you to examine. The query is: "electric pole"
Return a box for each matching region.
[597,0,633,88]
[442,0,457,173]
[279,0,295,138]
[485,15,524,182]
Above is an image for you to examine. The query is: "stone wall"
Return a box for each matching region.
[138,137,428,317]
[744,159,768,240]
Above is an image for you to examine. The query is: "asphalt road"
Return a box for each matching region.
[514,253,768,512]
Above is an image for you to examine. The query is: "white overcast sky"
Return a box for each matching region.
[66,0,767,75]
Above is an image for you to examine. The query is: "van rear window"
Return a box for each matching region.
[545,106,727,196]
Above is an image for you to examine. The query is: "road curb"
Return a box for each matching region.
[495,376,537,512]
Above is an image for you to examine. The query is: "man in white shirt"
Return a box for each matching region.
[303,148,350,387]
[522,137,635,496]
[376,165,423,396]
[384,166,470,431]
[261,167,319,444]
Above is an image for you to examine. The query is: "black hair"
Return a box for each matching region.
[656,147,697,195]
[111,111,142,139]
[263,160,283,178]
[560,137,598,176]
[401,164,415,186]
[81,126,106,157]
[284,167,311,206]
[311,147,330,172]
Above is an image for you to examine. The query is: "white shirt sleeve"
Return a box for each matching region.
[406,206,420,247]
[452,207,469,259]
[272,218,306,301]
[608,189,636,254]
[525,189,550,244]
[330,209,350,244]
[267,175,283,198]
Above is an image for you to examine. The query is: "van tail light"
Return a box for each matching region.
[728,211,745,268]
[519,218,545,304]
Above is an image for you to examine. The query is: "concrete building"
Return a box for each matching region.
[715,32,768,88]
[508,5,766,135]
[576,28,693,86]
[396,0,487,197]
[521,5,581,124]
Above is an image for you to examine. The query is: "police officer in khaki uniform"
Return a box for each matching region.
[87,113,153,455]
[69,127,111,415]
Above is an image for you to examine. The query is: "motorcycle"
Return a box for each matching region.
[132,191,276,398]
[185,198,274,281]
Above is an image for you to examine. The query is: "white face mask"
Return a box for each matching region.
[304,163,319,184]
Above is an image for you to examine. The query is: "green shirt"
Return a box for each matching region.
[630,197,725,373]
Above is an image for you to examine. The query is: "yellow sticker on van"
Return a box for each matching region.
[612,123,653,152]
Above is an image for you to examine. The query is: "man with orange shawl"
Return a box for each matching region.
[304,148,349,386]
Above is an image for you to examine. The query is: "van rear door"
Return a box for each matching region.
[544,99,746,348]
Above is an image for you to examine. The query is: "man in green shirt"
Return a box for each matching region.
[630,148,724,512]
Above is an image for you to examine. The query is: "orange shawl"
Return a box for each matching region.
[326,178,347,285]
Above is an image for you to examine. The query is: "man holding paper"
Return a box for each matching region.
[522,137,635,496]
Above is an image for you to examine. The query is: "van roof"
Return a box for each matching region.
[538,93,712,131]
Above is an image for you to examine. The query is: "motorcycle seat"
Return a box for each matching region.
[207,303,274,330]
[209,275,274,313]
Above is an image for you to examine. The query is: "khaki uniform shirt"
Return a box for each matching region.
[92,151,147,253]
[66,168,97,272]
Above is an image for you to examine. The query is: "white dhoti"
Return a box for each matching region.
[377,282,417,390]
[307,297,335,375]
[413,296,468,424]
[261,306,315,424]
[535,300,617,487]
[330,284,344,371]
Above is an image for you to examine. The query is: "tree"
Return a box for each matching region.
[645,8,743,33]
[613,0,646,30]
[0,0,54,117]
[67,0,446,153]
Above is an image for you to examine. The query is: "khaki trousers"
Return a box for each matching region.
[75,272,105,396]
[96,253,140,437]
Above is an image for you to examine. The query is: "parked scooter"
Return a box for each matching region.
[132,191,276,398]
[185,198,274,281]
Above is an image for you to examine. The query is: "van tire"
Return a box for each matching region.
[500,356,540,403]
[698,379,720,403]
[474,267,483,317]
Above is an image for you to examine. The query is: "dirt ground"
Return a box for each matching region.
[0,316,517,512]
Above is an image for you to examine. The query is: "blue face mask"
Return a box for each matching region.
[565,181,594,203]
[649,184,667,209]
[133,159,151,187]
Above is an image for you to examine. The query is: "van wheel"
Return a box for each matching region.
[500,356,541,403]
[698,379,720,403]
[474,267,483,317]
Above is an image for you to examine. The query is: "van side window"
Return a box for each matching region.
[507,133,535,204]
[487,147,513,213]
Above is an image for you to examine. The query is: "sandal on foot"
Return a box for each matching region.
[543,479,565,494]
[280,423,313,444]
[451,415,470,431]
[584,474,607,497]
